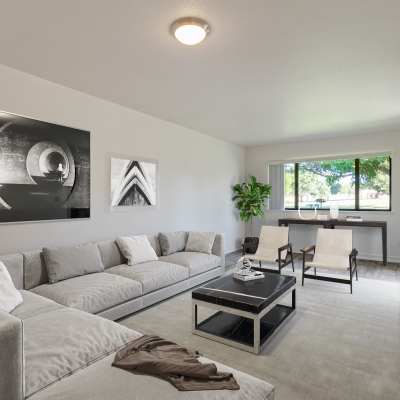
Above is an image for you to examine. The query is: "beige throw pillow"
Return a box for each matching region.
[116,235,158,265]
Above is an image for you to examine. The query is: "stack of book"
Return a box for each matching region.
[233,269,265,281]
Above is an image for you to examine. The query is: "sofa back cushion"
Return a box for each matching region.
[0,254,23,290]
[146,234,162,257]
[159,231,188,256]
[97,240,125,269]
[43,243,104,284]
[23,250,49,290]
[185,232,216,254]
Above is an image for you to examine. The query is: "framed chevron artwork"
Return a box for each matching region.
[110,155,157,208]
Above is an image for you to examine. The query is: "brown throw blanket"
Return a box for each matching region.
[112,335,240,391]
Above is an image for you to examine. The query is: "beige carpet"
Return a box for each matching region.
[120,271,400,400]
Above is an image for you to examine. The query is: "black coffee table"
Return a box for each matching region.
[192,273,296,354]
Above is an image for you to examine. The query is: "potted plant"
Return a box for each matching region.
[232,176,272,254]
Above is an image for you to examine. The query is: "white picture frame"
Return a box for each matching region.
[109,154,158,209]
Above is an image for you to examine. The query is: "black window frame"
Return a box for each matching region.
[285,156,392,212]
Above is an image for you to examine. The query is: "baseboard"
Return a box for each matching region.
[357,253,400,264]
[226,249,241,255]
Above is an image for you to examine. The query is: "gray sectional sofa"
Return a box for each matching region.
[0,232,275,400]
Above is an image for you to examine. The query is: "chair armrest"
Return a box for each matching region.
[278,243,291,258]
[350,248,358,259]
[0,311,24,400]
[301,245,316,254]
[278,243,290,253]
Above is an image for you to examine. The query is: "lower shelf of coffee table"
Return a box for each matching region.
[196,304,294,347]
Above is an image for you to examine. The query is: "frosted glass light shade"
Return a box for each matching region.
[171,17,210,46]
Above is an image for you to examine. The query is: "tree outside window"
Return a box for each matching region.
[284,155,391,211]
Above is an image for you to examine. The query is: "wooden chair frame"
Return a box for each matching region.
[251,243,295,275]
[301,246,359,293]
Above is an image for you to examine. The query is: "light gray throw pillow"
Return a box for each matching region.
[116,236,158,266]
[185,232,216,254]
[159,231,188,256]
[43,243,104,283]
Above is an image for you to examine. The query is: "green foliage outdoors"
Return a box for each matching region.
[285,156,390,206]
[301,156,390,193]
[232,176,272,223]
[359,156,390,194]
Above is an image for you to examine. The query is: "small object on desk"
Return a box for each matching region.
[330,205,339,219]
[297,207,317,220]
[346,216,363,222]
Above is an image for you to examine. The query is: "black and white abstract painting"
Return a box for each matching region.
[111,156,157,207]
[0,111,90,223]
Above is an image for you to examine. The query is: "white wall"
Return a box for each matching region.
[0,65,245,254]
[246,132,400,262]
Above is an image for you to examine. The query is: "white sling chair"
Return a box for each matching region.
[301,228,358,293]
[246,225,294,274]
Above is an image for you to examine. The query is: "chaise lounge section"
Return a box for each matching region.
[1,296,275,400]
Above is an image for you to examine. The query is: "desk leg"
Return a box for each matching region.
[382,226,387,265]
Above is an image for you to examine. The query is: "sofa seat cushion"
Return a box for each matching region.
[28,352,275,400]
[11,290,62,320]
[31,273,142,314]
[159,252,221,276]
[23,307,141,397]
[106,261,189,295]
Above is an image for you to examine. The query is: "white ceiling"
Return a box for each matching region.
[0,0,399,146]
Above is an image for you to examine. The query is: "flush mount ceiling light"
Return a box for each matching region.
[171,17,210,46]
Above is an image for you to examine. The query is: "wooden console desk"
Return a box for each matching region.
[278,218,388,265]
